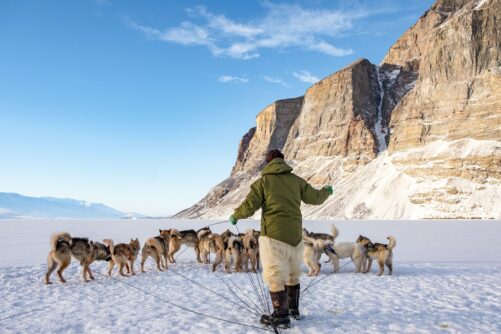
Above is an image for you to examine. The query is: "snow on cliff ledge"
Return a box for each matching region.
[196,139,501,220]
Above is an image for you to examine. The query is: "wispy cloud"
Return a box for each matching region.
[218,75,249,84]
[293,71,320,84]
[260,75,290,87]
[128,3,362,60]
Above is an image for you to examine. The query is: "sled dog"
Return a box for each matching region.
[225,236,243,273]
[303,227,335,242]
[141,229,171,272]
[241,229,259,273]
[45,232,72,284]
[322,225,366,273]
[220,229,234,244]
[198,228,214,264]
[198,229,226,272]
[356,235,396,276]
[304,225,366,273]
[302,230,331,276]
[168,228,203,263]
[103,238,140,276]
[45,232,112,284]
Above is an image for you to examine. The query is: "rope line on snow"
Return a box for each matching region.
[204,220,230,228]
[214,272,263,317]
[168,266,261,317]
[217,270,266,316]
[233,224,268,313]
[300,252,366,300]
[94,271,274,333]
[233,224,280,334]
[168,243,264,317]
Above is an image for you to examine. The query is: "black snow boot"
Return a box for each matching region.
[260,290,291,329]
[286,284,301,320]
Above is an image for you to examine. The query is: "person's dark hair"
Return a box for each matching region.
[266,149,284,163]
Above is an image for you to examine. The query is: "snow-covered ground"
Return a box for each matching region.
[0,219,500,333]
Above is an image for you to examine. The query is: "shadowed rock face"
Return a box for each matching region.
[176,0,500,219]
[232,97,303,176]
[284,59,379,162]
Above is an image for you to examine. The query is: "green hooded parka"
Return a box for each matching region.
[232,158,331,246]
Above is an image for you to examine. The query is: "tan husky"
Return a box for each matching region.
[198,229,226,272]
[225,236,243,273]
[45,232,112,284]
[167,228,202,263]
[241,229,259,273]
[141,230,171,272]
[45,232,72,284]
[356,235,396,276]
[103,238,140,276]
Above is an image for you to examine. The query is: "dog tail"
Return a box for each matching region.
[170,228,182,240]
[50,232,71,250]
[198,229,211,240]
[387,236,396,250]
[245,228,255,235]
[103,239,115,254]
[330,224,339,241]
[228,236,243,251]
[302,229,317,245]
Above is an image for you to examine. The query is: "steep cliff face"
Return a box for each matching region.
[176,0,500,219]
[388,0,500,151]
[176,97,303,218]
[284,59,379,163]
[232,97,303,176]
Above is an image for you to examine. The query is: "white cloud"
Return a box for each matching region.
[128,3,361,59]
[218,75,249,84]
[308,41,353,57]
[260,75,289,87]
[293,71,320,84]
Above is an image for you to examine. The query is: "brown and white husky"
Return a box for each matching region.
[356,235,396,276]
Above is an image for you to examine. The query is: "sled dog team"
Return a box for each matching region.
[45,225,396,284]
[302,225,396,277]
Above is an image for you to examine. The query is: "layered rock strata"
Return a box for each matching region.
[176,0,500,219]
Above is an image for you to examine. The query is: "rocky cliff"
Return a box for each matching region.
[176,0,500,219]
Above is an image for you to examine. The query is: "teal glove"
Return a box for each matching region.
[324,185,333,195]
[229,215,238,225]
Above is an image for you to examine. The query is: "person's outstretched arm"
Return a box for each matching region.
[300,178,332,205]
[232,180,264,220]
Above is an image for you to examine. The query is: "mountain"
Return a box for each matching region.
[176,0,500,220]
[0,192,137,219]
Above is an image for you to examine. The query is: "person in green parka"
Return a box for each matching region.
[229,149,332,329]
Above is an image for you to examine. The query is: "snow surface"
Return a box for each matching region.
[475,0,489,10]
[0,219,500,333]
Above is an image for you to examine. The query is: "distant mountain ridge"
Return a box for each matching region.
[0,192,138,219]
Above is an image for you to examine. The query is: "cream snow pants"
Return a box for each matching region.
[259,236,304,292]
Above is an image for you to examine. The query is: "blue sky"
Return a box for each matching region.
[0,0,434,215]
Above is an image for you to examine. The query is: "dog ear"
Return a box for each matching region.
[159,229,163,234]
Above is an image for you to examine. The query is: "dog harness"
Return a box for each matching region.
[325,244,337,256]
